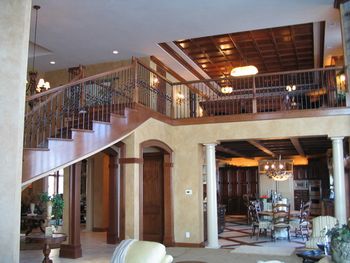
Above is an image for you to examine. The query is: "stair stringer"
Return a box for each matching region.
[22,108,150,186]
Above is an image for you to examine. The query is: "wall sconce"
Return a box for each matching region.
[336,72,346,91]
[152,74,159,87]
[286,85,296,92]
[176,92,185,104]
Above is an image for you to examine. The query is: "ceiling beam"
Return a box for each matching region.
[150,56,210,99]
[249,31,269,72]
[269,29,284,70]
[158,42,220,95]
[247,140,276,157]
[189,38,228,79]
[216,145,245,158]
[289,26,301,69]
[290,137,305,157]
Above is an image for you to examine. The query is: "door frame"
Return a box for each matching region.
[139,139,174,246]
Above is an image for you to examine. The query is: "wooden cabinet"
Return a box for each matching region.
[218,166,258,215]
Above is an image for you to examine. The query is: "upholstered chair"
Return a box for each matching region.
[305,215,338,249]
[111,239,173,263]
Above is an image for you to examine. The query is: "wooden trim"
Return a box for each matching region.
[164,162,173,168]
[92,227,108,232]
[172,108,350,126]
[107,154,119,244]
[158,42,209,82]
[174,242,205,248]
[150,56,210,100]
[116,142,126,241]
[119,158,143,164]
[139,140,174,246]
[334,0,350,8]
[135,58,173,85]
[59,162,82,259]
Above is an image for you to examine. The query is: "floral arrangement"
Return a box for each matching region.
[260,195,269,199]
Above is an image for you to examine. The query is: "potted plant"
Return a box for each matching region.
[327,221,350,263]
[51,194,64,226]
[39,192,53,219]
[39,192,64,226]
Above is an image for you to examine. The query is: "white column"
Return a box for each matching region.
[0,1,31,262]
[204,143,220,248]
[331,137,347,225]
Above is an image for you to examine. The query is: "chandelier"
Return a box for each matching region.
[27,5,50,95]
[258,156,293,181]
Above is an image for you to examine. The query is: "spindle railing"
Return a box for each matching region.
[24,59,348,149]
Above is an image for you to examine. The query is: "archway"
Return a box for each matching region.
[140,140,174,246]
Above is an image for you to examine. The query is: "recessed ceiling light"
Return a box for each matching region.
[112,50,119,54]
[49,61,56,65]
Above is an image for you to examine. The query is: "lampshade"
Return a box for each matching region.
[230,65,258,77]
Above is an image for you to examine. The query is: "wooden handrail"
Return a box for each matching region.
[135,58,174,85]
[26,64,134,102]
[173,66,345,85]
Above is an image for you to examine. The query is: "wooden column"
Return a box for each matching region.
[163,154,174,246]
[60,162,82,258]
[107,155,119,244]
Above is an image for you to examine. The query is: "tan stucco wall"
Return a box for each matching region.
[0,1,31,261]
[42,57,150,88]
[123,114,350,244]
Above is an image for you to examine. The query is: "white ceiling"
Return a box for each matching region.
[30,0,343,80]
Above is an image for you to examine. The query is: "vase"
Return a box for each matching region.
[332,239,350,263]
[30,203,35,214]
[47,203,52,219]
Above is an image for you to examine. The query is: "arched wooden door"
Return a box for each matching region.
[140,140,174,246]
[142,152,164,242]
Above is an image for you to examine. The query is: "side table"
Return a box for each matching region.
[26,233,67,263]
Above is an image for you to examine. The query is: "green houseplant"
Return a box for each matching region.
[39,192,64,226]
[327,222,350,263]
[51,194,64,226]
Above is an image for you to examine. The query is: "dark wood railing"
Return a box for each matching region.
[172,67,347,118]
[24,60,348,148]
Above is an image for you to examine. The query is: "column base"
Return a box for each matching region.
[59,244,82,258]
[205,244,221,249]
[107,233,119,244]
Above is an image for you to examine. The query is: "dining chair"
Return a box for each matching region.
[271,203,291,241]
[249,203,271,240]
[290,200,311,240]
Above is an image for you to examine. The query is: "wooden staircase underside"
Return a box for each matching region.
[22,105,163,185]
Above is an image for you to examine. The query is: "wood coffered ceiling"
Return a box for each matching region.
[174,22,324,80]
[217,136,332,159]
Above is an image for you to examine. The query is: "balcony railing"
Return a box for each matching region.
[172,67,347,119]
[24,59,348,148]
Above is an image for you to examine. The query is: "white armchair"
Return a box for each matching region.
[111,239,173,263]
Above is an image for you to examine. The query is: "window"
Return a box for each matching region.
[48,169,64,196]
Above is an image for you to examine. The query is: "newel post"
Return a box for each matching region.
[133,58,139,104]
[252,76,257,113]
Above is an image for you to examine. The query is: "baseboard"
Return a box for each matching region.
[174,242,204,248]
[92,227,107,232]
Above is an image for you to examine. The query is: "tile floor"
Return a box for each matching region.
[20,215,306,262]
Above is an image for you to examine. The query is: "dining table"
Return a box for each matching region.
[259,209,300,218]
